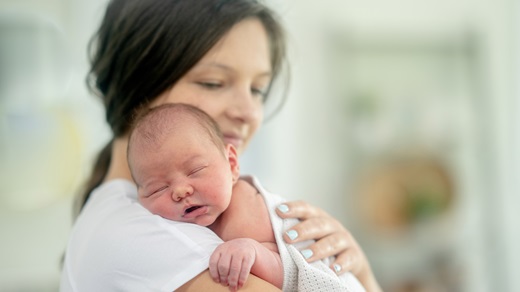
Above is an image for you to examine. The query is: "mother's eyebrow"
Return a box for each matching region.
[195,62,272,77]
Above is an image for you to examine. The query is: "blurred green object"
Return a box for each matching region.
[406,187,450,222]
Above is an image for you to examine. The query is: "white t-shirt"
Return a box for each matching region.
[60,179,223,292]
[61,176,365,292]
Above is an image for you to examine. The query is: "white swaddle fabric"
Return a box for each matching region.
[244,176,366,292]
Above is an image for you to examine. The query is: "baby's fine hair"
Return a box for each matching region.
[127,103,227,172]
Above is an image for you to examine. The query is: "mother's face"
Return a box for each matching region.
[152,18,272,155]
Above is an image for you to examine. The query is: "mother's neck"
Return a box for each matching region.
[104,136,134,182]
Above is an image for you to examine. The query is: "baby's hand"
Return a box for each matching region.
[209,238,257,291]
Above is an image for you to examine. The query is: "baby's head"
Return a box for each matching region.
[128,103,240,226]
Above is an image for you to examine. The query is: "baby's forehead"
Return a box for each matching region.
[130,105,225,153]
[140,117,212,147]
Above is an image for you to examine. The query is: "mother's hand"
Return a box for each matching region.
[276,200,382,292]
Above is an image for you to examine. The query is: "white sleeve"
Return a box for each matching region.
[60,180,223,292]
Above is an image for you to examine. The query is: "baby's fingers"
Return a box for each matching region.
[237,255,254,290]
[209,252,222,283]
[218,257,232,286]
[228,255,254,291]
[209,250,232,286]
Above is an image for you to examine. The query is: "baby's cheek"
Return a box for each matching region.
[143,199,165,216]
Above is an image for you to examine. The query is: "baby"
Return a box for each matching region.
[127,103,283,291]
[127,103,366,292]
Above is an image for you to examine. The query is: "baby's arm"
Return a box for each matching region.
[209,238,283,292]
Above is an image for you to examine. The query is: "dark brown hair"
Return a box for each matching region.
[74,0,286,217]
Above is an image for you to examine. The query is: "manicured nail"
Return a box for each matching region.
[286,230,298,241]
[333,264,342,274]
[301,249,313,259]
[277,204,289,213]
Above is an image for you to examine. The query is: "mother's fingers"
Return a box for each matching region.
[295,228,351,262]
[276,201,358,268]
[331,247,363,276]
[276,200,382,290]
[276,200,328,220]
[295,229,367,277]
[282,215,344,244]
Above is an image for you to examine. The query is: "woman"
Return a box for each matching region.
[61,0,382,291]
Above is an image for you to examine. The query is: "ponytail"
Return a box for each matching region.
[72,140,113,219]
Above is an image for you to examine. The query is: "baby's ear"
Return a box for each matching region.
[226,144,240,181]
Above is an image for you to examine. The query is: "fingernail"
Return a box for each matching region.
[286,230,298,241]
[301,249,313,259]
[333,264,342,273]
[277,204,289,213]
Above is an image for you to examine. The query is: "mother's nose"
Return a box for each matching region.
[227,88,262,123]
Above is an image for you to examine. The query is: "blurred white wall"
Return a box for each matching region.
[0,0,109,290]
[247,0,519,291]
[0,0,518,291]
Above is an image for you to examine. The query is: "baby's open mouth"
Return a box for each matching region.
[185,206,202,214]
[182,205,208,219]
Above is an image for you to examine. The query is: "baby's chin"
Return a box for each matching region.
[188,212,218,227]
[193,216,218,227]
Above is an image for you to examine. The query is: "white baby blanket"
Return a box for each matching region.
[247,176,366,292]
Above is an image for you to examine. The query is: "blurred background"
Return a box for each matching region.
[0,0,518,291]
